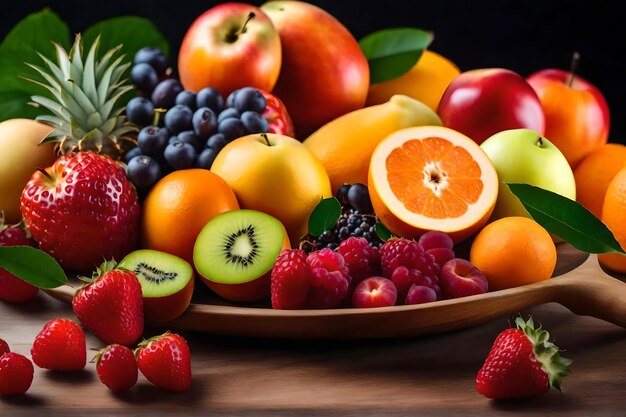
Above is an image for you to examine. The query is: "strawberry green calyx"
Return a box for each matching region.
[77,259,120,285]
[134,331,171,356]
[515,316,573,391]
[91,344,120,365]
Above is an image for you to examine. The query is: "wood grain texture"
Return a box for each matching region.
[1,248,626,416]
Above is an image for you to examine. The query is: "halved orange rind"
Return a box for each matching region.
[369,126,499,243]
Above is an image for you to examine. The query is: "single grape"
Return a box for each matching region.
[122,147,143,165]
[151,79,183,109]
[177,130,201,150]
[126,155,162,190]
[225,89,239,108]
[175,91,197,111]
[130,63,159,93]
[233,87,266,113]
[196,148,218,169]
[133,47,169,75]
[137,126,169,157]
[126,97,154,127]
[347,183,373,214]
[336,183,351,207]
[196,87,224,114]
[217,117,245,142]
[192,107,217,140]
[207,133,227,152]
[240,110,269,133]
[164,104,193,134]
[164,140,196,170]
[217,107,240,123]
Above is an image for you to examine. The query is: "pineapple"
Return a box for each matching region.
[25,34,136,160]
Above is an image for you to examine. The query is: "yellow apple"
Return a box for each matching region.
[210,133,332,243]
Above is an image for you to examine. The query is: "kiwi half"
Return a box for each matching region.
[119,249,194,323]
[193,209,290,301]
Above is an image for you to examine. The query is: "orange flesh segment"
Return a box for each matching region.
[386,137,484,219]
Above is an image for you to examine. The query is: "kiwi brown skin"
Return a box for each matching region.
[199,228,291,302]
[143,277,194,323]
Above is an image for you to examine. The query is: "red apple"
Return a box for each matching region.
[178,3,282,97]
[258,89,295,137]
[527,66,610,167]
[438,68,545,145]
[260,1,369,138]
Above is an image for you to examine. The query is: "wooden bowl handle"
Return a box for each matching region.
[555,269,626,328]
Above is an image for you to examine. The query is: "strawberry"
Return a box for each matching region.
[20,152,140,272]
[136,332,192,392]
[95,344,138,392]
[72,261,144,346]
[31,318,86,371]
[0,338,10,356]
[0,352,34,396]
[476,316,572,400]
[271,249,310,309]
[0,216,39,303]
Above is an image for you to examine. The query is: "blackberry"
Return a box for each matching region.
[305,208,382,252]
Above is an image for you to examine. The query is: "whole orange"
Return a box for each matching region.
[573,143,626,218]
[141,169,239,264]
[470,217,556,291]
[598,167,626,273]
[365,50,460,112]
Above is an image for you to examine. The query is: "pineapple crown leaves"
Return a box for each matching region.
[23,33,136,158]
[515,316,573,391]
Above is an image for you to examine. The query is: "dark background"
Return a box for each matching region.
[3,0,624,142]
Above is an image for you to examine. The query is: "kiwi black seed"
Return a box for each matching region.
[193,209,287,285]
[119,249,193,298]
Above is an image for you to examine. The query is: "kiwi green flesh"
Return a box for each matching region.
[193,209,285,285]
[118,249,193,298]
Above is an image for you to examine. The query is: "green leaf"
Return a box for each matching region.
[308,197,342,238]
[507,183,626,254]
[0,246,68,289]
[359,28,433,84]
[83,17,169,62]
[375,222,394,242]
[0,9,70,122]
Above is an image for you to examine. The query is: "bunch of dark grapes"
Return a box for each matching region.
[306,183,383,251]
[123,47,271,195]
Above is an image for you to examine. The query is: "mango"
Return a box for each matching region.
[0,119,55,223]
[304,95,442,191]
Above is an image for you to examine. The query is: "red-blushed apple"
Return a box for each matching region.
[258,89,295,137]
[178,3,281,96]
[527,62,610,168]
[352,277,397,308]
[438,68,545,145]
[439,258,488,299]
[260,1,369,138]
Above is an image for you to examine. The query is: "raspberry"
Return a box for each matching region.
[381,238,440,302]
[305,249,351,309]
[338,237,381,285]
[271,249,310,310]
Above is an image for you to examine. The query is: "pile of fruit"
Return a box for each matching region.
[1,0,623,400]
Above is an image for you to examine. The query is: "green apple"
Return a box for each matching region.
[480,128,576,220]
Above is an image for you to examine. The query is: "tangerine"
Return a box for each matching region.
[573,143,626,218]
[598,166,626,273]
[470,217,556,291]
[141,169,239,264]
[368,126,498,243]
[366,50,461,112]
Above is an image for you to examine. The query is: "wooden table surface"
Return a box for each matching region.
[1,282,626,416]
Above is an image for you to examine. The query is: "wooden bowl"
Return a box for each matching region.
[45,244,626,339]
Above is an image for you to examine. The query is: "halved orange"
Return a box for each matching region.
[369,126,498,243]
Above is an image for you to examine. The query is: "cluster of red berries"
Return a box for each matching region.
[271,231,489,309]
